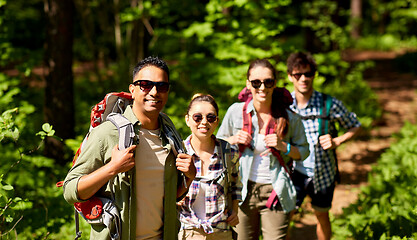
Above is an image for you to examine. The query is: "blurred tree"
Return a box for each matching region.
[43,0,75,165]
[350,0,362,39]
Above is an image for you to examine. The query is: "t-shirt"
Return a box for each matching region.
[136,128,168,240]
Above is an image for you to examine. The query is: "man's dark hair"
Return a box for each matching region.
[133,56,170,81]
[286,52,317,74]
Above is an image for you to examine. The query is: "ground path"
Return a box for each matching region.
[288,52,417,239]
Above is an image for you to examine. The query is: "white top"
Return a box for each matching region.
[193,176,208,219]
[249,134,272,184]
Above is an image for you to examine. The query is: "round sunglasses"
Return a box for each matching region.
[133,80,170,93]
[191,113,218,123]
[249,78,275,89]
[290,71,315,80]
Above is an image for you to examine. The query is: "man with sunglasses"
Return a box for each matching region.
[63,56,195,240]
[286,52,361,240]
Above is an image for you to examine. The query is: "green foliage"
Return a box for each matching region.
[313,53,381,128]
[332,122,417,239]
[358,0,417,51]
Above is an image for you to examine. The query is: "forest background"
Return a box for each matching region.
[0,0,416,239]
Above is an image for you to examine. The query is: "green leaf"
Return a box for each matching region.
[2,184,13,191]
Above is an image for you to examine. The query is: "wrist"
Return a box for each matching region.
[284,142,291,155]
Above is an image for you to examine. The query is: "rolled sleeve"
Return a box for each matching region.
[217,102,244,141]
[332,98,361,130]
[63,122,117,204]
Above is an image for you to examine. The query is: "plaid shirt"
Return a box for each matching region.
[290,91,361,192]
[178,135,241,234]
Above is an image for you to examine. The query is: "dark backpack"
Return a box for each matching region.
[217,139,239,215]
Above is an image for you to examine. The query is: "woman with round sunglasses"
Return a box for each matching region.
[177,94,242,240]
[217,59,309,240]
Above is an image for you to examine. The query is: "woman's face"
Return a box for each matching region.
[185,101,219,140]
[246,66,276,104]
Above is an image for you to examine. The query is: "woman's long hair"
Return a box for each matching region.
[247,59,291,139]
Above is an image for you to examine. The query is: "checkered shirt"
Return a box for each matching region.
[290,91,361,192]
[178,135,241,234]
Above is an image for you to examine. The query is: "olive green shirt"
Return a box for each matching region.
[63,105,184,240]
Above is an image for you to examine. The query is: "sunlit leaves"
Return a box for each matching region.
[333,122,417,239]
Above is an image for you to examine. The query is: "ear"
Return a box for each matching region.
[246,79,251,89]
[129,84,135,96]
[185,114,191,127]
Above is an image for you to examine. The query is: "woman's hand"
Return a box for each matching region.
[229,130,252,145]
[226,210,239,227]
[264,133,286,152]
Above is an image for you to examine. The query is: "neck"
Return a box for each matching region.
[295,90,313,109]
[132,106,160,130]
[190,135,215,155]
[253,99,271,115]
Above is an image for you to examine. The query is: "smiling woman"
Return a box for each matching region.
[217,58,310,240]
[177,94,242,240]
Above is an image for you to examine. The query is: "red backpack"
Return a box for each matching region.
[57,92,134,240]
[237,87,293,209]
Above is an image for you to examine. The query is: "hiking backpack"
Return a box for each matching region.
[57,92,186,240]
[56,92,134,240]
[217,139,239,215]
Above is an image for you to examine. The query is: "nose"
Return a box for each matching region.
[259,82,266,90]
[148,85,158,95]
[200,116,209,124]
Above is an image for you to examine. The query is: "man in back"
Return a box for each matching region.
[286,52,361,240]
[63,56,195,240]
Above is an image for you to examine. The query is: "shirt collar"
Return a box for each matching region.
[291,90,320,110]
[123,105,141,126]
[184,135,220,157]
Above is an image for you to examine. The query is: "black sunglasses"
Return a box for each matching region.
[133,80,170,93]
[290,71,315,80]
[249,78,275,89]
[192,113,218,123]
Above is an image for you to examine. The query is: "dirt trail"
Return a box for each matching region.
[288,56,417,240]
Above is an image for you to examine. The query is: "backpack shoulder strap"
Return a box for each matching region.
[239,100,253,152]
[106,113,135,150]
[318,93,332,136]
[159,112,185,155]
[218,139,234,213]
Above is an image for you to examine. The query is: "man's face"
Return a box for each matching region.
[129,66,169,117]
[288,65,315,95]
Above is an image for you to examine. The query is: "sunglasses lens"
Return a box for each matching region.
[192,114,203,123]
[250,80,262,89]
[138,80,154,91]
[304,71,315,78]
[206,114,217,123]
[156,82,170,93]
[292,73,302,80]
[264,79,275,88]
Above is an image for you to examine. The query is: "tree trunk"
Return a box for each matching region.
[43,0,74,165]
[350,0,362,39]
